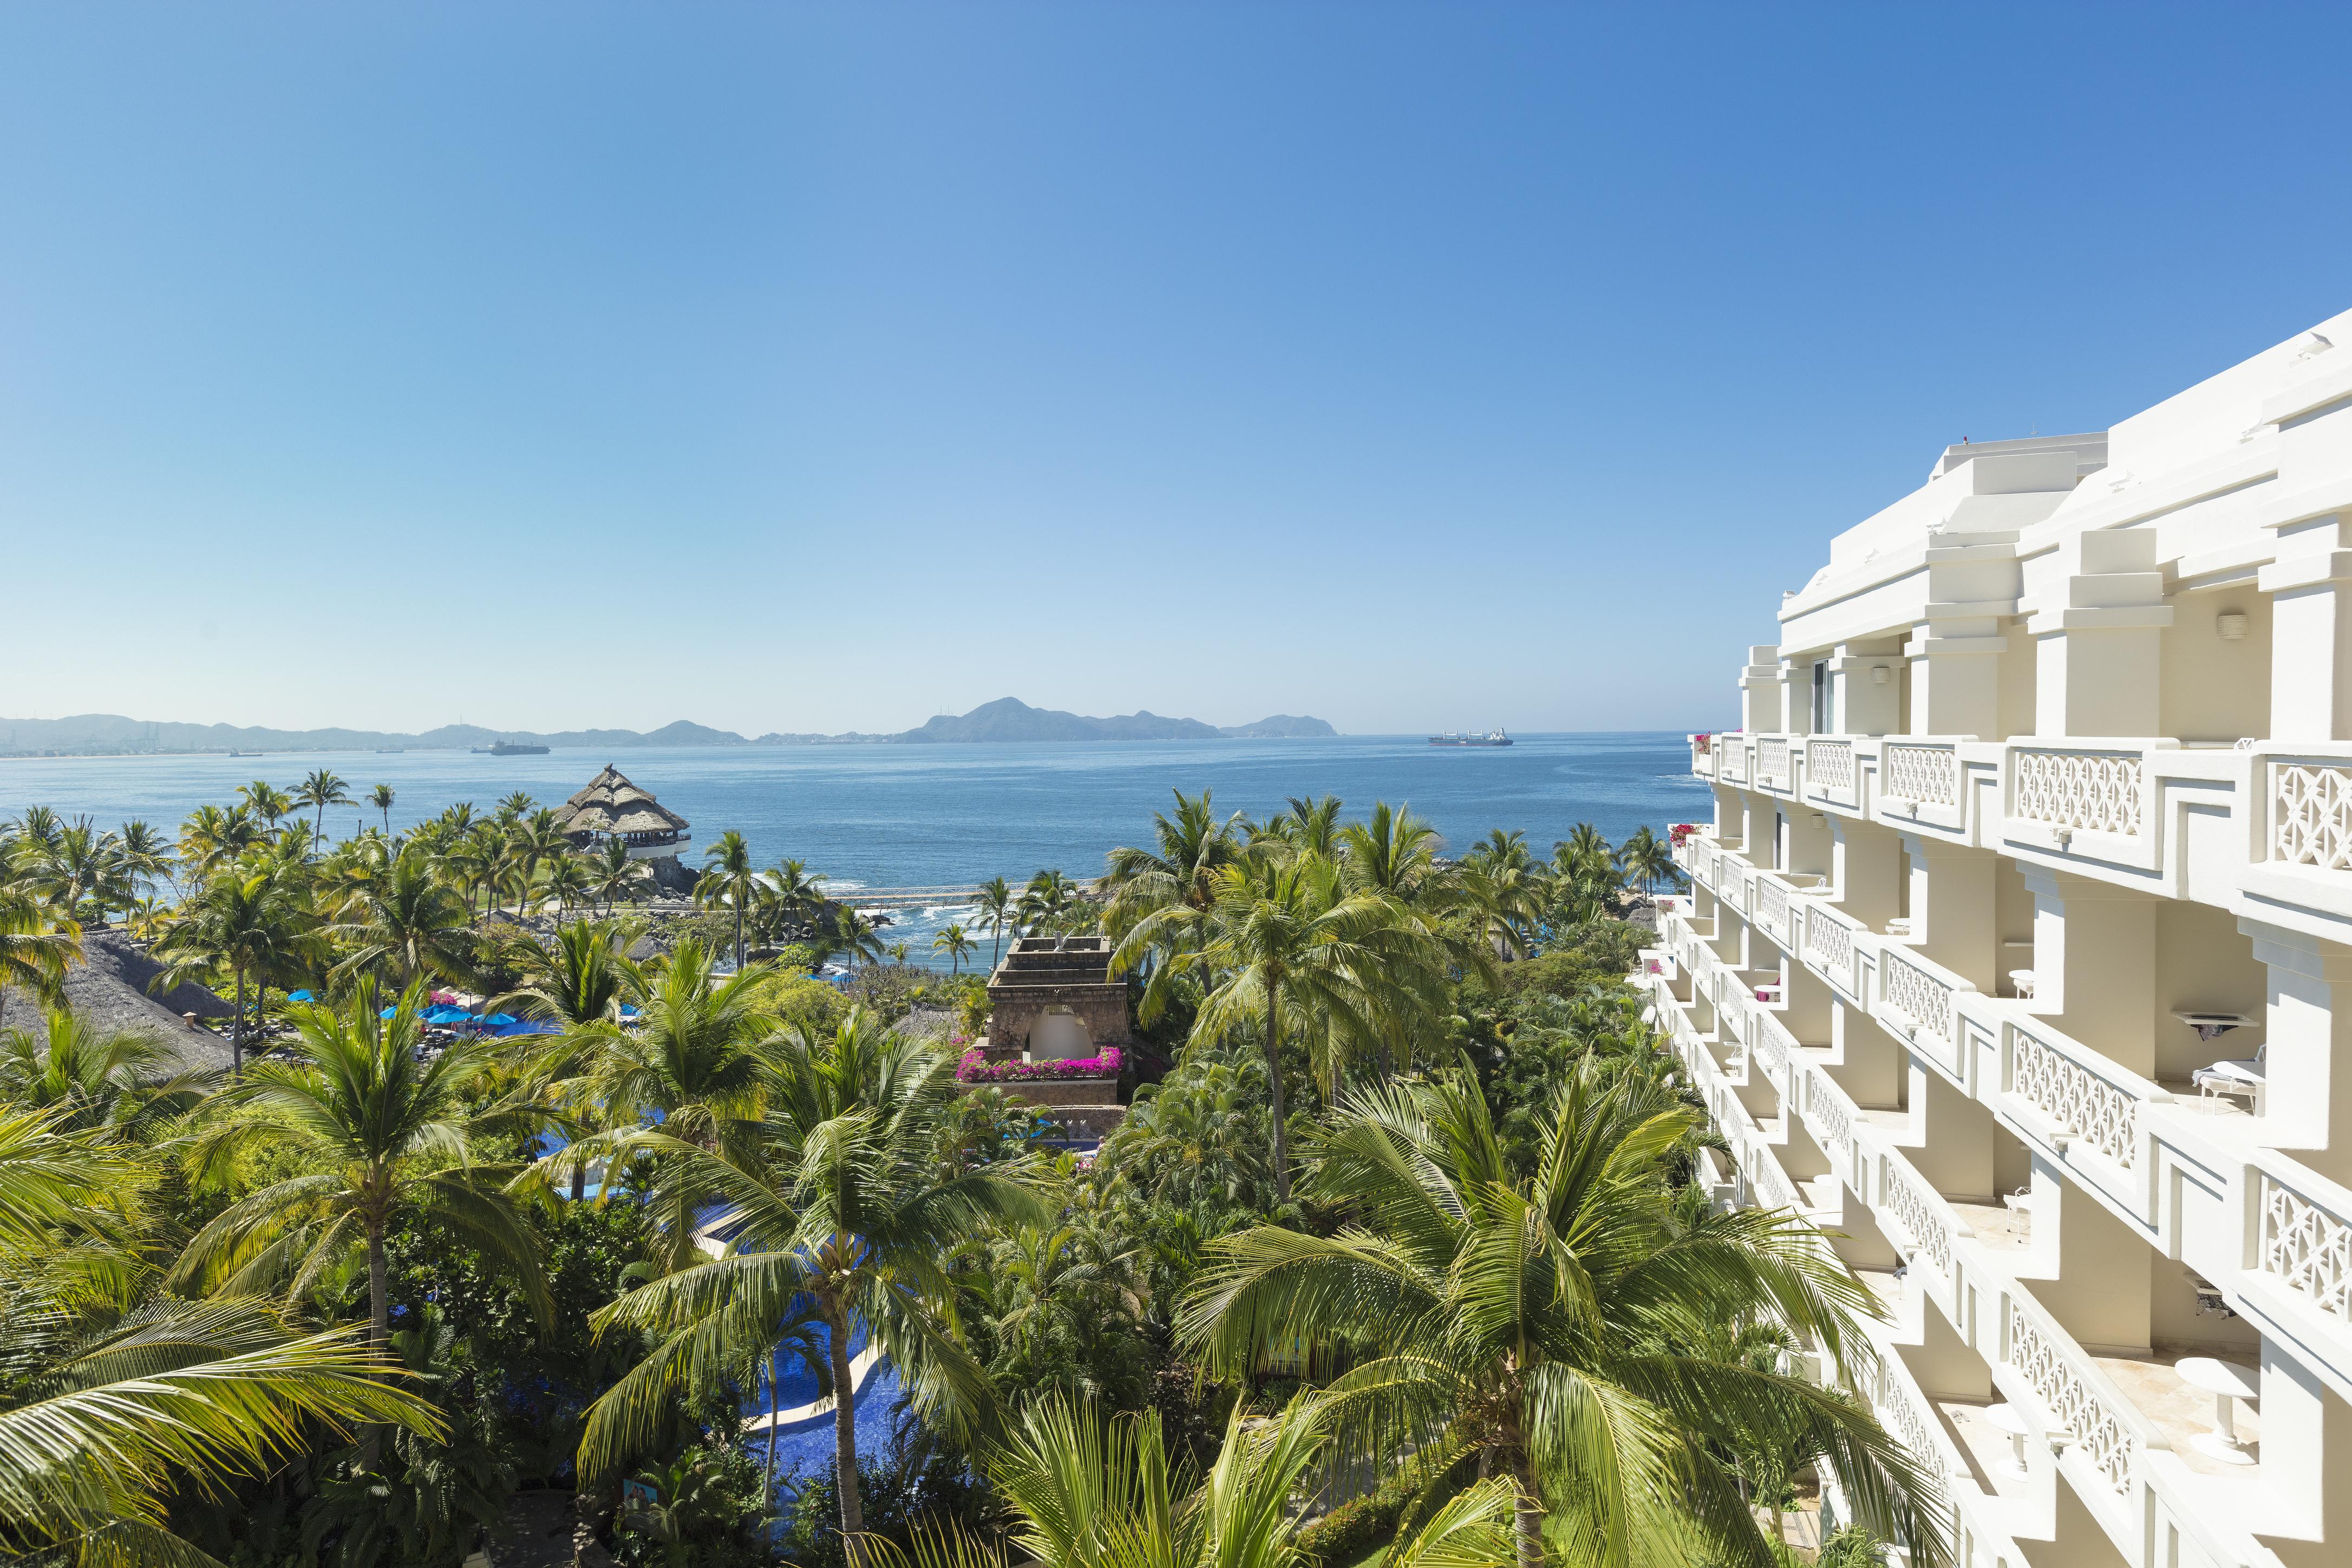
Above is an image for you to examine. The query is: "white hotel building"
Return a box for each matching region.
[1644,310,2352,1568]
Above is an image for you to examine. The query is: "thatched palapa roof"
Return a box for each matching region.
[548,765,691,839]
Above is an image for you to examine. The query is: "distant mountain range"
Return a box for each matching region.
[0,701,1336,757]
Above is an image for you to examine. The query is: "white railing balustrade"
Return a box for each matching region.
[2259,1171,2352,1324]
[2005,1297,2137,1495]
[1760,736,1791,788]
[1883,742,1958,807]
[1879,1154,1955,1280]
[2273,761,2352,871]
[1882,949,1957,1046]
[1751,1012,1791,1079]
[1691,736,1718,778]
[2013,748,2144,837]
[1758,877,1790,940]
[1804,905,1856,989]
[1808,738,1853,792]
[1807,1072,1854,1156]
[2008,1022,2142,1168]
[1725,742,1748,782]
[1873,1358,1942,1476]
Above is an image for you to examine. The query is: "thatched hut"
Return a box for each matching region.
[550,766,695,888]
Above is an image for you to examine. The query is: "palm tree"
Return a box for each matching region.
[975,876,1016,970]
[1019,868,1081,934]
[1112,856,1440,1204]
[24,818,124,928]
[1181,1063,1947,1568]
[578,1015,1035,1563]
[497,916,641,1031]
[328,843,482,990]
[589,837,648,912]
[0,888,80,1031]
[1617,825,1681,900]
[872,1394,1519,1568]
[497,790,538,822]
[697,830,759,970]
[370,783,396,837]
[238,781,296,837]
[178,802,266,881]
[116,819,175,904]
[756,857,828,945]
[296,769,352,853]
[0,1106,441,1564]
[825,905,887,968]
[172,981,551,1463]
[0,1004,214,1135]
[153,861,321,1075]
[1336,800,1442,903]
[539,853,595,914]
[1100,789,1247,938]
[932,923,974,975]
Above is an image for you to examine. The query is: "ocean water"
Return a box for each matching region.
[0,733,1706,964]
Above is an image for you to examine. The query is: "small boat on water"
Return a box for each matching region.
[471,739,550,755]
[1429,728,1512,747]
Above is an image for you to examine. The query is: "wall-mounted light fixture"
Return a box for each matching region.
[1872,665,1891,684]
[2218,611,2249,642]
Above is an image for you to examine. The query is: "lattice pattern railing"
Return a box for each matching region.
[1808,1074,1853,1155]
[1752,1017,1788,1078]
[2274,763,2352,871]
[1808,739,1853,791]
[1691,739,1717,777]
[2014,749,2144,835]
[1759,737,1791,788]
[1883,950,1955,1044]
[1688,841,1716,887]
[1883,743,1957,806]
[1758,878,1789,939]
[1805,906,1854,982]
[1874,1361,1939,1474]
[1880,1155,1954,1279]
[2260,1173,2352,1323]
[2007,1299,2134,1494]
[2010,1025,2138,1167]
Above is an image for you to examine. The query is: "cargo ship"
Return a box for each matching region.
[1428,728,1512,747]
[471,739,550,756]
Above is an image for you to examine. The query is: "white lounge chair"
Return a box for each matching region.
[2193,1044,2266,1115]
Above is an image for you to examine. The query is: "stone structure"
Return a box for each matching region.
[1647,308,2352,1568]
[983,936,1132,1061]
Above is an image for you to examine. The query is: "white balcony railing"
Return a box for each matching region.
[1756,876,1791,943]
[2012,746,2145,837]
[2004,1018,2153,1170]
[2258,1166,2352,1324]
[1760,735,1791,789]
[1881,948,1958,1048]
[1724,740,1748,783]
[1808,737,1853,793]
[1691,734,1719,779]
[1750,1008,1793,1080]
[1878,1151,1958,1282]
[2002,1291,2148,1496]
[1883,741,1959,808]
[2272,758,2352,871]
[1803,903,1860,996]
[1805,1068,1857,1162]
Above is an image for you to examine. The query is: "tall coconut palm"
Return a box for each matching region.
[497,916,642,1032]
[1617,825,1681,899]
[116,819,175,904]
[178,802,266,882]
[697,831,759,970]
[1112,856,1439,1204]
[511,808,572,893]
[326,844,481,991]
[24,818,124,929]
[589,837,648,912]
[0,888,80,1033]
[578,1015,1036,1564]
[153,862,321,1075]
[0,1106,441,1565]
[1019,868,1081,934]
[1100,788,1247,939]
[871,1394,1520,1568]
[975,876,1016,970]
[496,790,537,823]
[539,853,595,914]
[172,981,551,1464]
[757,857,828,945]
[825,906,887,969]
[369,783,396,838]
[1181,1063,1948,1568]
[238,781,296,837]
[296,770,352,853]
[1336,800,1443,903]
[931,923,974,975]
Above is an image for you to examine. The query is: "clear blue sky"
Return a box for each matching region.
[4,4,2348,738]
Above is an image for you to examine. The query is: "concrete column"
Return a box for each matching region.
[2260,511,2352,741]
[2256,1331,2352,1567]
[2030,527,2173,738]
[1903,530,2023,739]
[1740,645,1786,735]
[2022,867,2159,1076]
[1832,819,1903,932]
[2242,919,2352,1184]
[1904,834,1998,994]
[2035,1166,2155,1353]
[1831,644,1902,735]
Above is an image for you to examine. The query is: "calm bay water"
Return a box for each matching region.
[0,733,1704,961]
